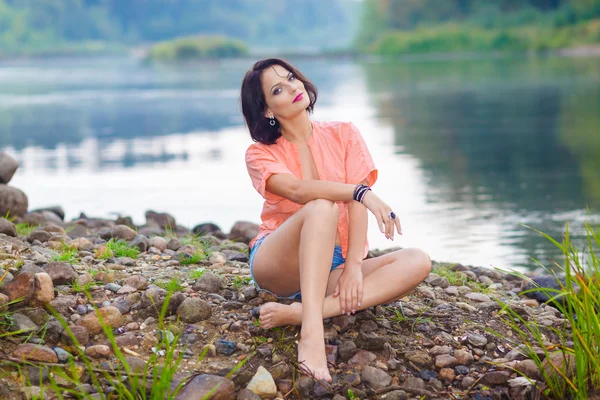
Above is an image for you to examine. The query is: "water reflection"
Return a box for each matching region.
[1,55,599,271]
[361,55,600,268]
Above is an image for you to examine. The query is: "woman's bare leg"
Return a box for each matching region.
[251,199,339,381]
[258,248,431,328]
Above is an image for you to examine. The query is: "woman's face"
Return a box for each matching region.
[261,64,310,120]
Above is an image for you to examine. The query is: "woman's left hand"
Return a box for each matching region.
[333,266,363,315]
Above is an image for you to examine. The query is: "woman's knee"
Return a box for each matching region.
[401,248,432,279]
[303,199,339,219]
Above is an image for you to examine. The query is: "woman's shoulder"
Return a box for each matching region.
[313,120,354,132]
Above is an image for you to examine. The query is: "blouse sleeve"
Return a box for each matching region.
[245,145,294,198]
[345,123,378,186]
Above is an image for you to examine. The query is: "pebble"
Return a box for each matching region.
[467,333,488,348]
[360,366,391,390]
[246,366,277,398]
[215,339,237,356]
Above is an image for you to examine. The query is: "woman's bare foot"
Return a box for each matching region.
[258,302,302,329]
[297,336,332,382]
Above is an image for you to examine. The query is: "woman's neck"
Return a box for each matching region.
[279,113,313,144]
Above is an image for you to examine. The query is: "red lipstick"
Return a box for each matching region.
[293,93,303,103]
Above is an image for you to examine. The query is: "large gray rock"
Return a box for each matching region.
[0,152,19,184]
[228,221,259,244]
[30,206,65,220]
[145,210,176,229]
[0,218,17,237]
[0,185,28,218]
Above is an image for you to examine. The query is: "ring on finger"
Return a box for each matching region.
[388,211,396,220]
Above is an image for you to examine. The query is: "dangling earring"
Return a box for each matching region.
[269,116,276,126]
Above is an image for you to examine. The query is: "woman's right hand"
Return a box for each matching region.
[361,191,402,240]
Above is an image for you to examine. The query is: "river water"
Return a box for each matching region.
[1,54,599,271]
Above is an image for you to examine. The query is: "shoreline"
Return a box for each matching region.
[0,206,573,399]
[2,44,600,64]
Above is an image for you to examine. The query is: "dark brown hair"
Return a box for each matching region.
[240,58,318,144]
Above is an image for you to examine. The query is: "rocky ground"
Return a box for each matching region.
[0,207,571,400]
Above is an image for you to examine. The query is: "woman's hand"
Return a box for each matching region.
[333,266,363,315]
[361,191,402,240]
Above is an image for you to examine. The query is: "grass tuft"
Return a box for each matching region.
[488,221,600,398]
[50,243,78,264]
[101,239,140,259]
[14,223,38,237]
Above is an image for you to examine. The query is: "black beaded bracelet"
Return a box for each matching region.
[353,184,371,203]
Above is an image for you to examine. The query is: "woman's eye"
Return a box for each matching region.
[273,88,281,95]
[289,74,295,81]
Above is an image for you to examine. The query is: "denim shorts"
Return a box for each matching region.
[248,235,345,300]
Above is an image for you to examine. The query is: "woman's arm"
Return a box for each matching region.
[265,173,354,204]
[266,173,399,238]
[345,188,369,267]
[334,180,369,314]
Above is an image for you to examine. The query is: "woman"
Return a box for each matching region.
[241,58,431,382]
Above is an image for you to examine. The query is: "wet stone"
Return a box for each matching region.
[419,369,438,380]
[215,339,237,356]
[455,365,470,375]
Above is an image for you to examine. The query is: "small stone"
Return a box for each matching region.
[0,272,35,303]
[338,340,357,362]
[12,344,58,363]
[348,350,376,366]
[435,354,458,369]
[456,302,477,312]
[438,368,455,383]
[455,365,470,375]
[403,377,425,391]
[480,371,510,386]
[425,274,449,288]
[461,376,476,389]
[123,275,148,290]
[361,366,391,390]
[429,346,452,356]
[79,306,123,335]
[53,347,72,363]
[215,339,237,356]
[355,331,387,350]
[515,359,541,380]
[237,388,261,400]
[10,313,38,333]
[405,350,433,368]
[193,272,222,293]
[85,345,111,358]
[109,225,137,241]
[175,374,235,400]
[43,262,78,285]
[416,286,435,299]
[419,369,438,380]
[465,293,491,302]
[246,366,277,398]
[444,286,459,296]
[454,349,474,365]
[380,390,407,400]
[467,333,488,348]
[177,298,212,323]
[105,283,122,293]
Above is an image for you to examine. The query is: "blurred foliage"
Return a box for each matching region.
[357,0,600,53]
[0,0,359,55]
[145,36,249,62]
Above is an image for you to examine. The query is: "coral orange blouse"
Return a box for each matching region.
[245,121,378,261]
